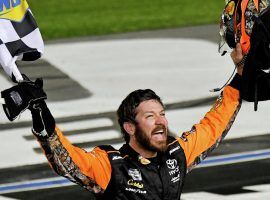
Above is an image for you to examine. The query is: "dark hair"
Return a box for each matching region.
[117,89,164,142]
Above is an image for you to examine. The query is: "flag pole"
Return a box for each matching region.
[8,56,24,82]
[0,98,5,104]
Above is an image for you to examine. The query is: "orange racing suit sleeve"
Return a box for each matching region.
[37,126,112,194]
[176,83,242,172]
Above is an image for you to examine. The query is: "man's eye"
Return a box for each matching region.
[160,113,165,116]
[146,115,153,118]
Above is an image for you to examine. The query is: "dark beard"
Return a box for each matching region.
[135,125,168,153]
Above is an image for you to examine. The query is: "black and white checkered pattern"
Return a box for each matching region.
[0,9,44,82]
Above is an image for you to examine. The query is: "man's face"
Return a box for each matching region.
[134,99,168,153]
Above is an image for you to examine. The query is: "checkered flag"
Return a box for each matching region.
[0,0,44,82]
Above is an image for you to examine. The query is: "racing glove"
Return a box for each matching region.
[30,101,55,138]
[1,75,47,121]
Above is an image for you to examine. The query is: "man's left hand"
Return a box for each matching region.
[230,43,245,76]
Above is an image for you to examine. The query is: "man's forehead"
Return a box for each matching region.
[136,99,164,113]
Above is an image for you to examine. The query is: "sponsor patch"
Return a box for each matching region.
[128,168,142,181]
[10,91,22,106]
[125,187,147,194]
[112,156,123,160]
[166,159,181,182]
[171,174,180,183]
[166,159,177,170]
[127,179,144,189]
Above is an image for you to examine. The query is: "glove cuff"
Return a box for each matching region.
[32,128,49,138]
[30,101,55,138]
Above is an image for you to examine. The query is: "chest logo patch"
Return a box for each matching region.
[166,159,177,170]
[128,168,142,181]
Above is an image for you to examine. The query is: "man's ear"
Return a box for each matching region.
[123,122,135,136]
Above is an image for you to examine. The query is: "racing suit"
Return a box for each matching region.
[32,74,242,199]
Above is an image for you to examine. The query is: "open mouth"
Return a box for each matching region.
[153,129,165,135]
[151,128,167,142]
[152,126,167,136]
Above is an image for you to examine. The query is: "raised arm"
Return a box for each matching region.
[177,43,244,172]
[30,102,111,194]
[177,79,241,172]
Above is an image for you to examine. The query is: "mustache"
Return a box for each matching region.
[152,125,167,134]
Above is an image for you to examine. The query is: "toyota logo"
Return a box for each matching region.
[166,159,177,169]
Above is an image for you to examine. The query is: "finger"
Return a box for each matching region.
[236,43,242,55]
[230,48,236,59]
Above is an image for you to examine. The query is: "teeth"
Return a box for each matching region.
[155,130,163,134]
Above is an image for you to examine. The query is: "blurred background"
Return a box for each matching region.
[0,0,270,199]
[27,0,224,41]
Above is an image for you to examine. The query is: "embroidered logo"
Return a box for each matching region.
[171,174,180,183]
[112,156,123,160]
[166,159,177,170]
[166,159,181,178]
[128,168,142,181]
[127,179,144,189]
[10,91,22,106]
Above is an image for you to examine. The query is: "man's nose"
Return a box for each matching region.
[155,115,167,125]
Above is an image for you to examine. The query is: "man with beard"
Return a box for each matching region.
[29,44,244,200]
